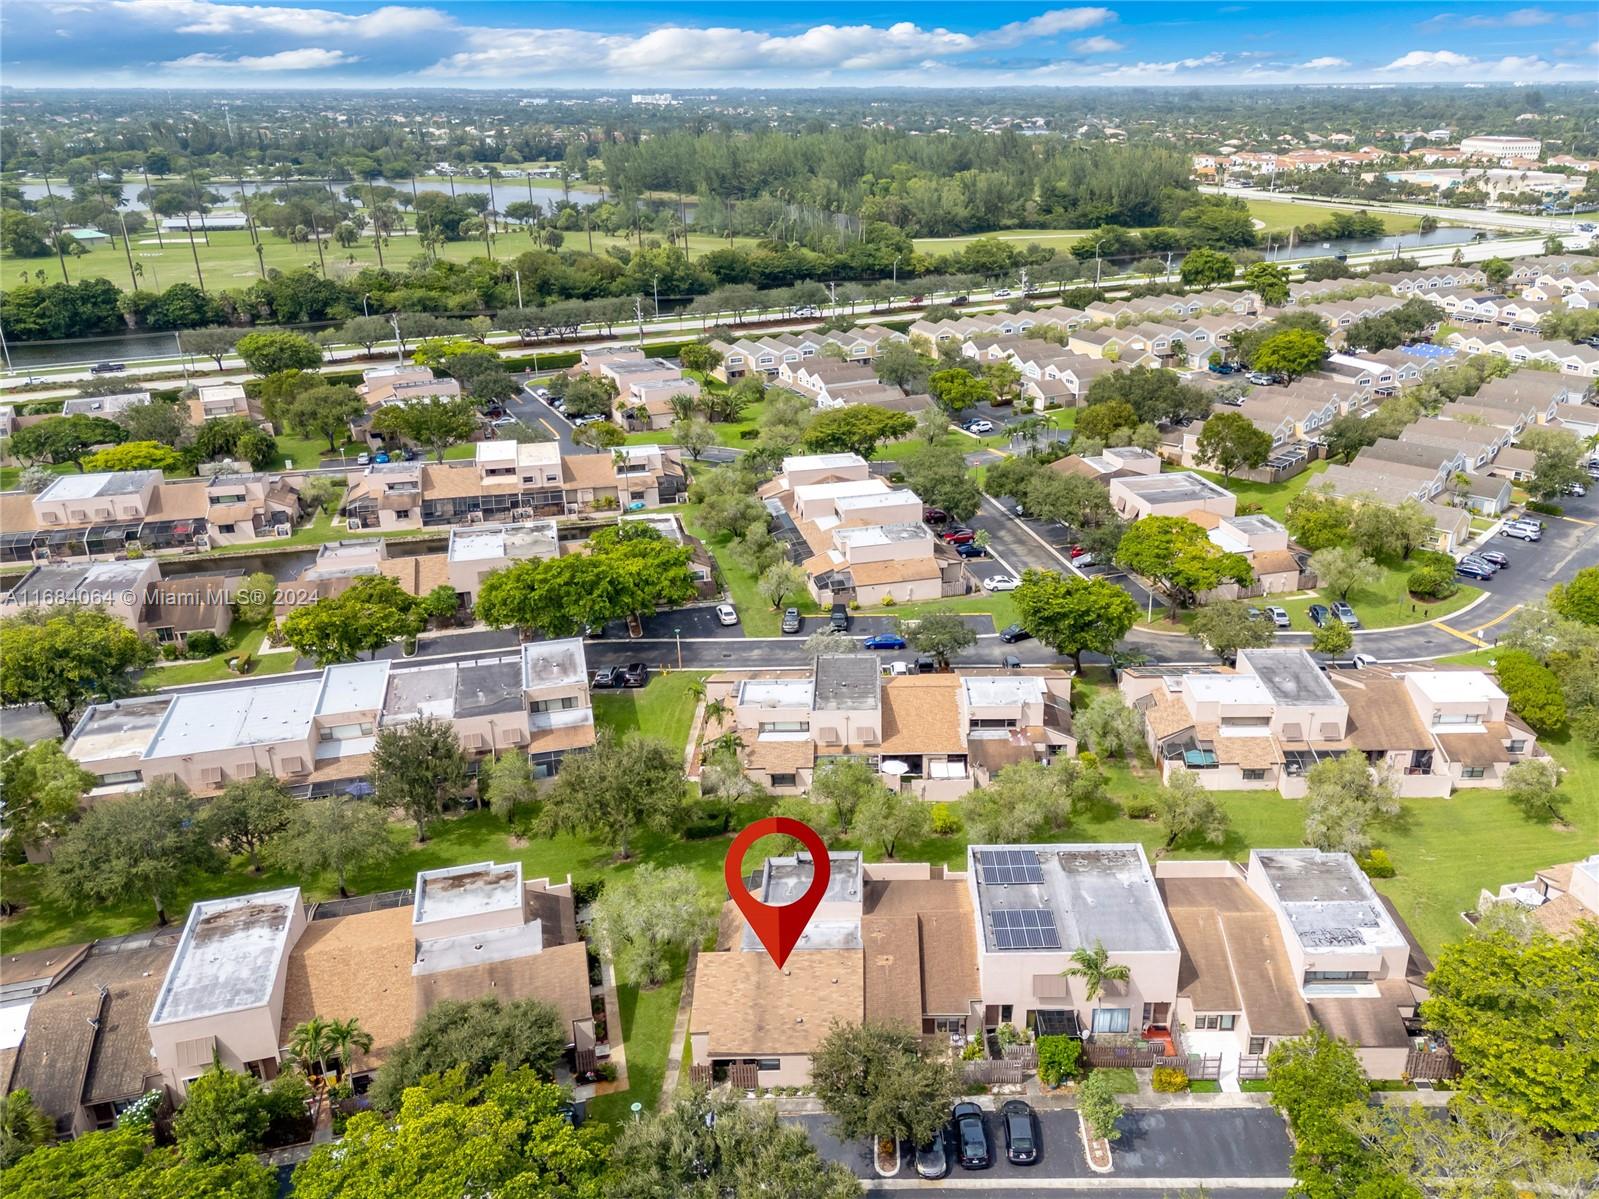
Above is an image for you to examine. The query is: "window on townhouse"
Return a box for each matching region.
[756,1060,782,1073]
[769,773,798,789]
[1432,711,1482,726]
[531,696,580,714]
[1195,1014,1237,1031]
[98,770,142,786]
[1248,1037,1268,1055]
[1461,766,1487,780]
[1091,1008,1130,1034]
[320,723,375,741]
[759,721,809,734]
[1242,769,1267,781]
[1507,740,1526,754]
[1306,970,1369,984]
[969,718,1019,731]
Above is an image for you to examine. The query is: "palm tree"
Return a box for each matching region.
[325,1018,374,1080]
[1062,940,1131,1003]
[699,698,731,748]
[288,1017,335,1081]
[710,730,745,760]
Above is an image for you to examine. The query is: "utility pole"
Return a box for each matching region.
[1093,238,1107,288]
[635,297,645,346]
[515,269,524,309]
[117,209,139,290]
[142,164,164,247]
[0,316,13,372]
[652,275,659,317]
[389,312,404,364]
[307,208,327,277]
[41,172,69,284]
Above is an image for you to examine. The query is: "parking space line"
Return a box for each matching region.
[1558,514,1595,527]
[1432,622,1489,648]
[1470,602,1522,638]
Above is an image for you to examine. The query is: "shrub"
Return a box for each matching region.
[185,630,225,656]
[1123,798,1157,820]
[1493,648,1568,732]
[1036,1034,1083,1087]
[1152,1066,1190,1093]
[1408,562,1458,600]
[961,1039,985,1062]
[160,642,183,660]
[1525,500,1563,517]
[881,595,897,607]
[929,802,962,836]
[1358,848,1396,878]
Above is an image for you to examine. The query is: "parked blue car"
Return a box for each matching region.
[863,633,908,650]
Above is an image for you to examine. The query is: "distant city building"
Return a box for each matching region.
[1460,134,1541,160]
[630,93,675,106]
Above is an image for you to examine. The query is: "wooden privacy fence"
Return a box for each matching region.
[1405,1049,1461,1081]
[1238,1054,1269,1081]
[964,1059,1027,1086]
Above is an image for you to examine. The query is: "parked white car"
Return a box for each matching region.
[983,575,1020,592]
[716,603,739,626]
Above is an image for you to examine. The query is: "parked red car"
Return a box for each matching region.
[941,527,976,545]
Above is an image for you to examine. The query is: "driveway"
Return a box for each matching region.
[790,1107,1292,1183]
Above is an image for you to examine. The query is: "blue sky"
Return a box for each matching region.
[4,1,1596,88]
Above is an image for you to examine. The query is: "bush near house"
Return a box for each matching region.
[1036,1034,1084,1087]
[1152,1066,1190,1093]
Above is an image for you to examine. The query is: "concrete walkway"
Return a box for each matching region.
[658,945,700,1103]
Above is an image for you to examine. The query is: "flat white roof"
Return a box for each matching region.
[315,660,391,716]
[834,523,928,549]
[1187,674,1274,705]
[196,383,246,402]
[475,440,519,464]
[37,470,160,503]
[521,638,588,689]
[784,452,867,472]
[963,676,1046,706]
[794,479,890,506]
[67,697,173,763]
[1407,671,1505,703]
[835,488,919,514]
[1253,850,1405,954]
[150,888,301,1025]
[448,520,559,563]
[145,677,323,758]
[738,678,815,708]
[414,861,523,926]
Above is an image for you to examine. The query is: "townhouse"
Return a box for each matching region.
[1048,444,1163,484]
[15,862,593,1106]
[1347,439,1511,514]
[0,469,303,564]
[1443,331,1599,379]
[1186,511,1307,600]
[780,359,904,408]
[1161,849,1432,1080]
[1365,266,1486,295]
[758,453,963,606]
[709,325,907,381]
[65,638,596,796]
[1474,370,1584,414]
[1108,471,1238,522]
[1,558,239,647]
[341,442,686,532]
[62,391,150,418]
[187,383,255,426]
[1120,650,1541,797]
[1315,468,1471,551]
[1477,854,1599,939]
[710,655,1073,799]
[1302,296,1406,332]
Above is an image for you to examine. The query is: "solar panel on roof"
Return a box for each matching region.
[990,907,1061,950]
[975,849,1043,885]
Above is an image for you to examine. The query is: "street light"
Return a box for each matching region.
[674,627,683,670]
[361,292,370,318]
[1092,238,1108,287]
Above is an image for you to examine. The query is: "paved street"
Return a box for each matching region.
[791,1107,1292,1185]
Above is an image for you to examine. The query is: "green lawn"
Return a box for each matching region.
[588,971,685,1127]
[593,671,706,747]
[679,505,821,638]
[1092,1068,1140,1094]
[1188,1080,1222,1093]
[143,621,298,687]
[272,433,364,471]
[856,593,1019,636]
[1237,198,1422,237]
[1190,460,1329,523]
[1273,557,1481,632]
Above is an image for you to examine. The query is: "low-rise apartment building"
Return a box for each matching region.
[187,383,255,426]
[0,558,239,646]
[710,655,1074,800]
[1477,854,1599,939]
[1108,471,1238,521]
[341,442,686,531]
[66,639,595,795]
[1121,651,1541,797]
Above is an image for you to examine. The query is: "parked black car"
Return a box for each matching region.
[621,662,649,687]
[1001,1100,1039,1165]
[956,542,987,558]
[951,1102,990,1170]
[999,623,1031,644]
[1308,604,1331,628]
[830,604,850,632]
[914,655,938,674]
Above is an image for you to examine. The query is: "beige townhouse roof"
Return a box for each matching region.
[849,559,943,586]
[279,905,415,1069]
[878,675,966,754]
[379,553,453,597]
[746,738,818,772]
[1330,675,1431,751]
[691,924,863,1057]
[415,939,592,1034]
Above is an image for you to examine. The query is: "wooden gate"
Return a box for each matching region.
[1404,1049,1461,1081]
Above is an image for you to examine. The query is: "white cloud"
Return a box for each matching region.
[1378,49,1589,78]
[1299,56,1351,69]
[112,0,449,38]
[1071,36,1125,54]
[164,47,362,69]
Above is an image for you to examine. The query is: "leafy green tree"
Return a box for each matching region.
[874,341,933,393]
[204,775,295,872]
[480,750,536,824]
[234,571,278,625]
[899,443,982,519]
[592,865,717,988]
[1155,767,1229,850]
[1481,257,1513,287]
[670,416,716,460]
[1501,758,1565,824]
[802,405,915,459]
[370,394,480,462]
[853,783,931,859]
[1520,426,1587,503]
[810,1022,961,1147]
[1191,600,1275,663]
[1194,410,1273,479]
[1013,570,1140,671]
[1114,516,1252,618]
[1423,924,1599,1135]
[1179,247,1237,288]
[182,326,243,370]
[1084,365,1211,425]
[81,440,184,472]
[280,575,422,665]
[269,795,397,898]
[1075,693,1144,762]
[927,367,993,413]
[0,738,94,847]
[1063,940,1132,1002]
[175,1063,271,1164]
[1549,566,1599,627]
[367,1005,569,1114]
[1077,1070,1125,1142]
[235,330,323,376]
[809,756,887,836]
[1302,752,1399,856]
[1076,399,1139,444]
[298,1066,606,1199]
[611,1088,859,1199]
[1251,328,1327,379]
[963,758,1101,843]
[1285,486,1354,552]
[1323,413,1379,464]
[757,560,808,611]
[1492,649,1568,733]
[1242,261,1291,307]
[1266,1028,1372,1192]
[0,1089,54,1167]
[678,343,723,374]
[1309,545,1382,601]
[370,716,468,842]
[9,414,127,471]
[286,384,363,453]
[45,776,223,925]
[539,729,685,859]
[4,1124,275,1199]
[1311,620,1355,657]
[905,607,977,668]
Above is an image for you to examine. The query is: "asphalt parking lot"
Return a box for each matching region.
[790,1107,1292,1182]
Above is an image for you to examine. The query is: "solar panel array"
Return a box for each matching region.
[990,907,1062,950]
[976,849,1044,885]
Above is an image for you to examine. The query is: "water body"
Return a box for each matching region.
[1254,225,1483,261]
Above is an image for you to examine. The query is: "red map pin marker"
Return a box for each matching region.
[724,817,832,970]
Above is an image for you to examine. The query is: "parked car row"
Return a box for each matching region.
[915,1100,1040,1177]
[1499,517,1543,544]
[591,663,649,688]
[1457,548,1511,580]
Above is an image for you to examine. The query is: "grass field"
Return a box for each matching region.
[3,227,760,292]
[1190,460,1330,523]
[143,621,298,687]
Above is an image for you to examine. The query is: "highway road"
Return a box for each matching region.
[1200,185,1587,235]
